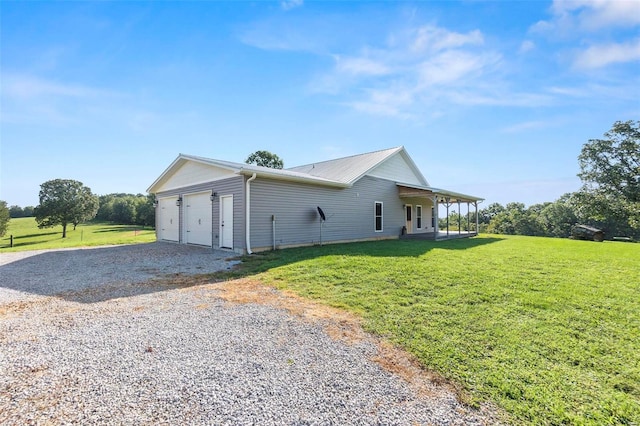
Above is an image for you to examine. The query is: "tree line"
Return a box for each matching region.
[8,205,36,218]
[443,120,639,240]
[95,193,155,227]
[0,188,155,239]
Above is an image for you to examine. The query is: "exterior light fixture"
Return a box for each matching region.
[210,191,218,201]
[176,196,182,206]
[153,198,158,207]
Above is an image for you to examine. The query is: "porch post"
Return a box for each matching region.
[446,197,450,237]
[467,202,470,234]
[458,200,461,235]
[433,196,439,235]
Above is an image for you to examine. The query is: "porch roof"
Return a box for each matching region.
[397,183,484,203]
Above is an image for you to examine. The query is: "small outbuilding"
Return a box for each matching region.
[147,146,483,253]
[571,224,605,242]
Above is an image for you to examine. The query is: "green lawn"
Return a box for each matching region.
[0,217,156,251]
[229,235,639,425]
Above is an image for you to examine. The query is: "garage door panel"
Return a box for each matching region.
[185,192,212,246]
[158,198,179,242]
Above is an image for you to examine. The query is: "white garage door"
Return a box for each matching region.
[157,197,179,242]
[184,192,212,246]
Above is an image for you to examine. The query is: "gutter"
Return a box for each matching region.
[238,169,350,188]
[245,173,257,254]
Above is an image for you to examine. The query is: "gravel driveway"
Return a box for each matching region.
[0,243,499,425]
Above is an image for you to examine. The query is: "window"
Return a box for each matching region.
[416,205,422,229]
[374,202,383,232]
[431,207,435,228]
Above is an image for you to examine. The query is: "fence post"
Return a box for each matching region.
[10,234,13,248]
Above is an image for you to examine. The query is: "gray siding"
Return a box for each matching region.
[155,176,244,251]
[249,176,405,250]
[401,197,436,233]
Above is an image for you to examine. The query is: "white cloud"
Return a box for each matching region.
[345,85,416,118]
[2,73,116,100]
[0,73,127,126]
[532,0,640,35]
[550,0,640,30]
[334,55,391,76]
[547,86,589,97]
[529,1,640,71]
[519,40,535,54]
[573,38,640,69]
[281,0,303,11]
[501,120,553,133]
[417,50,496,87]
[311,24,511,117]
[411,26,484,52]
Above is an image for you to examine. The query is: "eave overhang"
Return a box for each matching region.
[397,183,484,203]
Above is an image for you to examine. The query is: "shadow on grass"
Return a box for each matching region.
[13,231,61,239]
[209,237,505,281]
[93,227,149,233]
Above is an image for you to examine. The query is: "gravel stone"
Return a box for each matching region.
[0,242,499,425]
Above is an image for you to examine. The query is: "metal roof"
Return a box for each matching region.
[288,146,404,184]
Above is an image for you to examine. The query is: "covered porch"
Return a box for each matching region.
[397,183,484,241]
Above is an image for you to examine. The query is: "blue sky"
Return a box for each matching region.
[2,0,639,208]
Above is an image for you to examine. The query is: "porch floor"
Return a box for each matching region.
[400,231,478,241]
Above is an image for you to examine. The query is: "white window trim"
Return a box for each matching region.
[374,201,383,232]
[416,205,423,229]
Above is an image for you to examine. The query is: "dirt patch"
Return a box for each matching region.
[214,278,472,403]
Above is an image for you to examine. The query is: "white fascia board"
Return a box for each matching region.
[396,182,484,202]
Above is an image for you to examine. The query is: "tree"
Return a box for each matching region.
[578,120,640,233]
[245,150,284,169]
[537,194,577,238]
[0,201,9,237]
[34,179,99,238]
[9,205,24,218]
[135,194,156,227]
[71,186,100,230]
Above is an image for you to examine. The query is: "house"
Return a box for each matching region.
[146,146,483,253]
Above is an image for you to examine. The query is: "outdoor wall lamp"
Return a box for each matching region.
[153,198,158,207]
[210,191,218,201]
[176,196,182,207]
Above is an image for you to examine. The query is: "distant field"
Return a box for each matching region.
[228,235,640,425]
[0,217,156,251]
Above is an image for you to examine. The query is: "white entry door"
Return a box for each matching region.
[158,197,179,242]
[184,192,212,246]
[219,195,233,249]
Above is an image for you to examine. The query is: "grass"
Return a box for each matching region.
[223,235,639,425]
[0,217,156,251]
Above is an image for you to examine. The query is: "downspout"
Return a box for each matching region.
[245,173,257,254]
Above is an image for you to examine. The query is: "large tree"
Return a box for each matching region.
[245,150,284,169]
[577,120,640,233]
[0,201,10,237]
[34,179,99,238]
